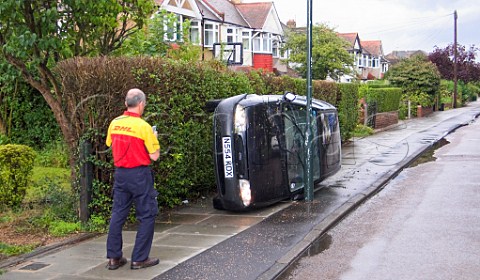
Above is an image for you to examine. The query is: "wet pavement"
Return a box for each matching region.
[1,101,479,280]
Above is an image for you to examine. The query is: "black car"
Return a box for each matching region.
[209,93,341,211]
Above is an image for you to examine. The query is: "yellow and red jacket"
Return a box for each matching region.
[106,111,160,168]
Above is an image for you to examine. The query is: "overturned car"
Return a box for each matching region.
[209,93,341,211]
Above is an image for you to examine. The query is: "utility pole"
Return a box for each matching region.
[453,10,458,108]
[304,0,314,201]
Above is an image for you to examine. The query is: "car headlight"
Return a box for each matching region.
[239,179,251,206]
[234,104,246,133]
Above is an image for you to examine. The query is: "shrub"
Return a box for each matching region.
[49,221,81,237]
[365,88,402,113]
[0,144,36,209]
[354,124,374,137]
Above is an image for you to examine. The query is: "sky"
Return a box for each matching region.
[244,0,480,55]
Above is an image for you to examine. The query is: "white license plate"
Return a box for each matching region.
[222,137,234,178]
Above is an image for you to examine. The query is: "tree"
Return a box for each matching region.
[284,24,354,80]
[428,44,480,83]
[114,9,201,61]
[0,0,155,159]
[385,54,441,106]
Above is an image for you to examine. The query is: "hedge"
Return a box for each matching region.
[55,56,359,216]
[364,87,402,113]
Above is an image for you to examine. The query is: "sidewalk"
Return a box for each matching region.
[1,101,479,280]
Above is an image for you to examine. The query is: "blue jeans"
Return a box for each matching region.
[106,166,159,262]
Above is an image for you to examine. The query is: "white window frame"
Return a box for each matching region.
[272,39,281,58]
[226,27,239,43]
[189,20,201,44]
[242,30,251,50]
[204,22,219,47]
[252,32,272,54]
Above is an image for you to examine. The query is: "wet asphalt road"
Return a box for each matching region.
[280,117,480,279]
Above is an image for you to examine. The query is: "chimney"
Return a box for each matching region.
[286,19,296,28]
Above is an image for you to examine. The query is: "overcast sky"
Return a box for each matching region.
[245,0,479,55]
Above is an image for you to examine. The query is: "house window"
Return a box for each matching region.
[204,23,219,47]
[227,28,239,43]
[242,31,251,50]
[262,33,271,52]
[189,20,200,44]
[272,40,281,57]
[252,33,272,53]
[165,14,183,42]
[253,35,260,51]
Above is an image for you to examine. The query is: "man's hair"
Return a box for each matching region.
[125,88,146,108]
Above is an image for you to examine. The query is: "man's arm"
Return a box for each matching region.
[149,149,160,161]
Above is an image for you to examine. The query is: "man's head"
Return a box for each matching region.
[125,88,146,115]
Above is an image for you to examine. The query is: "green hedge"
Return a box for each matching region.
[0,144,35,209]
[55,57,359,217]
[364,87,402,113]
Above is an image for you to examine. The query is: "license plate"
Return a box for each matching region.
[222,137,234,178]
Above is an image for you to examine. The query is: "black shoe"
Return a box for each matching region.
[131,257,160,270]
[106,257,127,270]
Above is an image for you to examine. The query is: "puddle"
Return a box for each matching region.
[277,234,332,279]
[409,138,450,167]
[306,233,332,256]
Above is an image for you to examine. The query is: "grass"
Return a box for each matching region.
[353,124,374,138]
[0,243,36,257]
[24,166,71,203]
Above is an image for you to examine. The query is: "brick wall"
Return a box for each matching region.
[374,111,399,129]
[417,106,433,117]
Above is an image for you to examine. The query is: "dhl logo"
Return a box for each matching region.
[113,126,133,132]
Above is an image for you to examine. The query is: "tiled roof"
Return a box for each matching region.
[235,2,273,29]
[197,0,250,27]
[362,40,383,56]
[337,32,360,49]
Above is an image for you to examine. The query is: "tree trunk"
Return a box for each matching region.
[4,54,77,165]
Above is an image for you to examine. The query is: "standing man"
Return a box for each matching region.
[105,88,160,270]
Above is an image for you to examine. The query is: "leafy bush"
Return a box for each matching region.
[33,177,77,221]
[49,221,81,236]
[83,214,108,233]
[0,144,36,209]
[35,140,69,168]
[354,124,374,137]
[385,54,441,98]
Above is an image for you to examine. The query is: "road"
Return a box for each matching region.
[280,118,480,280]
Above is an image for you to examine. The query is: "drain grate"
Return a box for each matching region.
[19,262,50,271]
